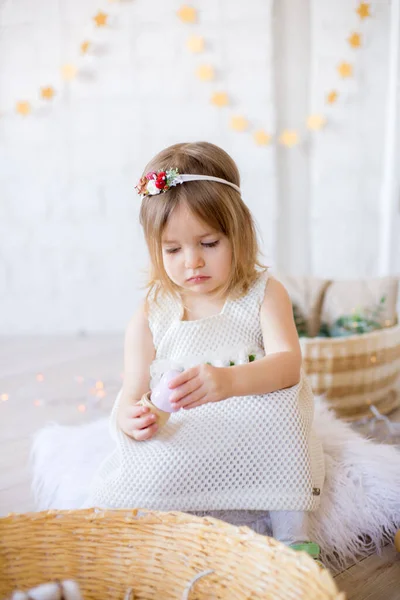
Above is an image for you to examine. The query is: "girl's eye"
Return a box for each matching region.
[201,240,219,248]
[164,240,219,254]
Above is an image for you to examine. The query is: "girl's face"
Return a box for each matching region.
[161,202,232,296]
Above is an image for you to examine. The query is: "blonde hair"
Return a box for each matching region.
[139,141,266,303]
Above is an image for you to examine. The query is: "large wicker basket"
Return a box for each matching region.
[301,324,400,421]
[0,509,344,600]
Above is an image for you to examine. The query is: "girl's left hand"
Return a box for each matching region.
[168,364,231,410]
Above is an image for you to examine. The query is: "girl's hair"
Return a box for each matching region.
[139,141,266,302]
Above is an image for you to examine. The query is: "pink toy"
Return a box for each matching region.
[150,369,182,413]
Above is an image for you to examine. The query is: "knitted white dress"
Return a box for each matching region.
[88,272,325,512]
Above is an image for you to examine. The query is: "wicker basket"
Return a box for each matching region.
[301,324,400,421]
[0,509,344,600]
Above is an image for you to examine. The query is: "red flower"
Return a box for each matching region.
[155,171,167,190]
[146,171,157,180]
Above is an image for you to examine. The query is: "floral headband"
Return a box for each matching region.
[135,168,241,198]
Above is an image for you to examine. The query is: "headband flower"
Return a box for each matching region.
[135,168,182,198]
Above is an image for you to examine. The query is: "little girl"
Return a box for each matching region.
[89,141,325,562]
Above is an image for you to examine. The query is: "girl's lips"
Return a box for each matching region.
[187,276,210,283]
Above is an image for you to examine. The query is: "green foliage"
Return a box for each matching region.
[317,296,387,338]
[317,322,330,338]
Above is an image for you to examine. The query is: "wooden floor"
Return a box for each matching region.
[1,335,399,599]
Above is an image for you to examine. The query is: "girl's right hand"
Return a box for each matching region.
[118,404,159,441]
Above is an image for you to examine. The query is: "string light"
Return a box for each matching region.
[16,101,31,116]
[61,64,77,81]
[230,116,248,132]
[211,92,229,107]
[348,32,362,48]
[0,372,120,413]
[186,35,204,53]
[93,11,108,27]
[80,41,91,54]
[196,65,214,81]
[253,130,272,146]
[177,5,197,23]
[326,90,339,104]
[356,2,371,20]
[40,87,55,100]
[279,130,299,147]
[337,61,353,78]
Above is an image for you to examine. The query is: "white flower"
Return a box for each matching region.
[147,180,160,195]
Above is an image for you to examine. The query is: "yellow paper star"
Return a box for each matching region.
[16,101,31,116]
[81,40,91,54]
[337,62,353,78]
[326,90,339,104]
[211,92,229,107]
[348,32,362,48]
[187,35,204,53]
[278,130,299,147]
[40,86,55,100]
[196,65,214,81]
[307,114,326,130]
[177,5,197,23]
[93,11,108,27]
[230,116,248,132]
[253,130,271,146]
[356,2,370,19]
[61,64,77,81]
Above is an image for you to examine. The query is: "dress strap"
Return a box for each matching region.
[147,289,180,350]
[252,270,270,310]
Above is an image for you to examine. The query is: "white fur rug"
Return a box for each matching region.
[30,400,400,572]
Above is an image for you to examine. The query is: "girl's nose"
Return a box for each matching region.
[184,249,205,269]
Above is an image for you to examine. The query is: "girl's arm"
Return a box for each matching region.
[117,301,156,425]
[228,276,302,397]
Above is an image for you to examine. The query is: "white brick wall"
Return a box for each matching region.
[0,0,398,333]
[309,0,397,278]
[0,0,277,334]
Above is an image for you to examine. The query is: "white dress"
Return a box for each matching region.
[88,272,325,512]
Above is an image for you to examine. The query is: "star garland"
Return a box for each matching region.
[3,1,375,150]
[177,1,373,147]
[2,1,128,120]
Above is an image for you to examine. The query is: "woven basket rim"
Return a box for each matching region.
[0,508,318,557]
[0,508,344,599]
[300,322,400,347]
